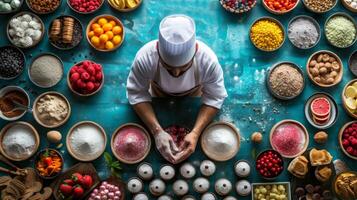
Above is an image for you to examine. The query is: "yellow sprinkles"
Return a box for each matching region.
[250,19,284,51]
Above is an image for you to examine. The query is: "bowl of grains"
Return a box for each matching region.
[0,0,24,14]
[250,17,285,52]
[33,91,71,128]
[306,50,343,88]
[325,13,357,49]
[48,15,83,50]
[0,86,30,121]
[29,53,64,88]
[288,15,321,49]
[303,0,337,13]
[342,0,357,12]
[348,50,357,76]
[267,61,305,100]
[67,0,104,14]
[0,45,25,80]
[219,0,257,14]
[0,121,40,161]
[7,12,45,49]
[262,0,299,14]
[26,0,61,14]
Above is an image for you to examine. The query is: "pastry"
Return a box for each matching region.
[334,172,357,200]
[127,178,143,194]
[315,166,332,182]
[309,148,333,166]
[137,163,153,181]
[180,163,196,179]
[288,155,309,178]
[193,177,210,193]
[159,165,175,181]
[200,160,216,177]
[214,178,232,196]
[234,160,251,178]
[235,180,251,196]
[149,179,166,196]
[172,180,188,196]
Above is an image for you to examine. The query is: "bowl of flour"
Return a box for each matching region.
[66,121,107,162]
[0,121,40,161]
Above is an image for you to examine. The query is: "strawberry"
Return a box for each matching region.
[72,173,83,184]
[73,186,84,198]
[81,72,90,80]
[82,175,93,189]
[59,184,72,197]
[87,66,96,75]
[95,72,102,81]
[70,73,80,82]
[63,179,75,186]
[86,82,95,92]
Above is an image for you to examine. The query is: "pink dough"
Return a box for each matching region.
[271,122,306,157]
[114,125,148,162]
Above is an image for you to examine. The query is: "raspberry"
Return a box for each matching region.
[70,66,78,74]
[81,72,90,80]
[94,64,102,72]
[86,82,95,91]
[83,61,90,68]
[94,82,101,90]
[95,72,102,81]
[347,146,354,154]
[87,66,96,75]
[76,79,85,89]
[77,68,86,74]
[70,72,80,82]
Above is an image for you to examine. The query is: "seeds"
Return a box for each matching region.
[27,0,60,14]
[325,15,356,48]
[29,54,63,88]
[0,46,25,79]
[304,0,335,12]
[250,19,284,51]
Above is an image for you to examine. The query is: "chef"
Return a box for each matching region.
[126,14,227,164]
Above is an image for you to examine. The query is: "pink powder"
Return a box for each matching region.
[271,122,306,156]
[114,125,148,162]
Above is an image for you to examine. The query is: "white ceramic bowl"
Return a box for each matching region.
[0,86,30,121]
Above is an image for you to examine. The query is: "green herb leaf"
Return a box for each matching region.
[104,152,112,165]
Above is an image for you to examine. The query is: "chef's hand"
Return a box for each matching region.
[174,131,199,164]
[154,130,179,163]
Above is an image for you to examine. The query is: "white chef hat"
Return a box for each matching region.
[158,14,196,67]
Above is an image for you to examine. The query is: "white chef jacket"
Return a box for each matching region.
[126,40,227,109]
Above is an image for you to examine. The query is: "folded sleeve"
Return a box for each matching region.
[126,58,152,105]
[201,62,228,109]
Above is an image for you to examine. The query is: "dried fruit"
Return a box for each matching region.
[251,132,263,143]
[314,131,328,144]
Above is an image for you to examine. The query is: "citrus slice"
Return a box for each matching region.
[312,115,329,125]
[125,0,138,8]
[345,86,357,98]
[114,0,125,9]
[352,81,357,88]
[346,97,357,110]
[310,97,331,117]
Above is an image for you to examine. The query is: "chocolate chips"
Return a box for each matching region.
[0,46,25,79]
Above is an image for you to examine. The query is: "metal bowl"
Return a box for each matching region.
[28,53,64,88]
[262,0,300,15]
[67,0,104,14]
[266,61,305,100]
[0,86,30,121]
[0,0,24,14]
[287,15,321,49]
[324,12,357,49]
[7,11,45,49]
[26,0,61,14]
[302,0,337,14]
[304,92,338,129]
[250,16,285,52]
[0,45,26,80]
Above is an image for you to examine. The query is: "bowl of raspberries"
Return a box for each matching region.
[67,0,103,14]
[339,121,357,160]
[67,60,104,96]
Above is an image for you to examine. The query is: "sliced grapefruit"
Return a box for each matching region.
[345,86,357,98]
[310,97,331,118]
[312,113,330,125]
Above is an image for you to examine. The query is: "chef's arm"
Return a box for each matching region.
[133,102,162,136]
[191,105,218,137]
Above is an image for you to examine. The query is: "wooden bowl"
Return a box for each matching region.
[67,60,104,97]
[338,121,357,160]
[67,0,104,14]
[34,148,64,180]
[306,50,343,88]
[342,79,357,119]
[324,12,357,49]
[219,0,257,14]
[48,15,83,50]
[111,123,151,164]
[287,15,321,49]
[262,0,299,14]
[26,0,61,14]
[32,91,71,128]
[86,14,125,52]
[250,17,285,52]
[342,0,357,12]
[266,61,305,100]
[0,0,24,14]
[0,121,40,161]
[7,12,45,49]
[0,86,30,121]
[51,163,100,200]
[28,53,64,88]
[200,121,241,162]
[107,0,143,12]
[269,119,309,158]
[0,46,26,80]
[66,121,107,162]
[302,0,337,13]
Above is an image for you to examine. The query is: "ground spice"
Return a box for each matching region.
[326,15,356,48]
[0,91,28,118]
[269,63,303,98]
[250,19,284,51]
[304,0,335,12]
[288,17,319,49]
[30,54,63,88]
[36,94,69,126]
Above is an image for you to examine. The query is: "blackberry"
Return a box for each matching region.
[0,46,25,79]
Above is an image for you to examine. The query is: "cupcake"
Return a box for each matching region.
[236,180,251,196]
[149,179,166,196]
[193,177,210,193]
[215,178,232,196]
[127,177,143,194]
[172,180,189,196]
[137,162,153,180]
[180,163,196,179]
[200,160,216,177]
[234,160,251,177]
[160,165,176,181]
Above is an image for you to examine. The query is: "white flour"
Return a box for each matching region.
[2,124,36,159]
[69,124,105,159]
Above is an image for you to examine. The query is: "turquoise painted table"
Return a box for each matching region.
[0,0,357,199]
